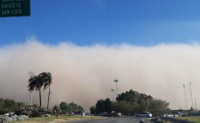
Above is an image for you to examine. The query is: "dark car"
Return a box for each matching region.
[96,112,107,116]
[74,111,84,115]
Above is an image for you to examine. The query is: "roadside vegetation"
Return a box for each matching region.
[0,98,25,115]
[90,89,171,116]
[11,115,103,123]
[53,102,84,114]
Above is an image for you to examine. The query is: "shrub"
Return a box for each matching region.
[15,105,52,117]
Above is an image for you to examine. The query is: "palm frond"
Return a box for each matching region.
[38,72,52,90]
[28,72,52,91]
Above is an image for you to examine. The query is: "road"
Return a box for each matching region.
[61,117,154,123]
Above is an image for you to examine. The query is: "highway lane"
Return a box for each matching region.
[61,117,153,123]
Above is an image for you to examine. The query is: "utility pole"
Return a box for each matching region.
[113,79,119,100]
[189,82,194,108]
[183,84,188,110]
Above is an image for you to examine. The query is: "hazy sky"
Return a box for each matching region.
[1,40,200,110]
[1,0,200,110]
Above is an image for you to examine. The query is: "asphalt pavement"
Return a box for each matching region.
[61,117,154,123]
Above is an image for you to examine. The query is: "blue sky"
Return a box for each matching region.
[1,0,200,46]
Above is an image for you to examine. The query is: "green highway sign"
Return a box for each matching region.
[0,0,30,17]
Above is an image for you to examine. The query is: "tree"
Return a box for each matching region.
[148,99,171,116]
[17,102,25,109]
[111,101,133,114]
[116,89,153,113]
[69,102,82,112]
[117,90,140,104]
[38,72,52,109]
[91,90,170,115]
[137,93,153,111]
[60,102,68,112]
[0,98,4,110]
[95,98,112,113]
[95,99,104,113]
[77,105,84,112]
[90,106,96,114]
[59,102,73,113]
[69,102,77,111]
[28,72,52,108]
[3,99,17,111]
[28,75,43,107]
[104,98,112,112]
[0,98,26,115]
[53,105,61,114]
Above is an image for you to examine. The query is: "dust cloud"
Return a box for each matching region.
[0,39,200,110]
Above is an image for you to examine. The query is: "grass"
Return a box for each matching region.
[8,115,103,123]
[157,118,172,123]
[158,116,200,123]
[177,116,200,123]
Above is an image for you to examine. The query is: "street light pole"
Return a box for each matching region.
[113,79,119,100]
[183,84,188,110]
[189,82,194,108]
[111,89,115,101]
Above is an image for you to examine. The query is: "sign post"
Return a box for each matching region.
[0,0,30,17]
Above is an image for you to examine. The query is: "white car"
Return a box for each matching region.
[4,112,14,116]
[136,112,152,117]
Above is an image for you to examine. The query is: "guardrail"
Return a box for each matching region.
[159,116,195,123]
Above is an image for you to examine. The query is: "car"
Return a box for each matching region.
[85,112,91,115]
[4,113,9,116]
[74,111,85,115]
[136,112,152,117]
[172,112,183,116]
[4,112,14,117]
[106,111,121,117]
[96,112,107,116]
[165,112,184,117]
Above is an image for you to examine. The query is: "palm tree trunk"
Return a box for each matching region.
[39,89,42,107]
[47,86,51,109]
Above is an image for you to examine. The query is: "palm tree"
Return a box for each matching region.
[38,72,52,109]
[28,75,43,107]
